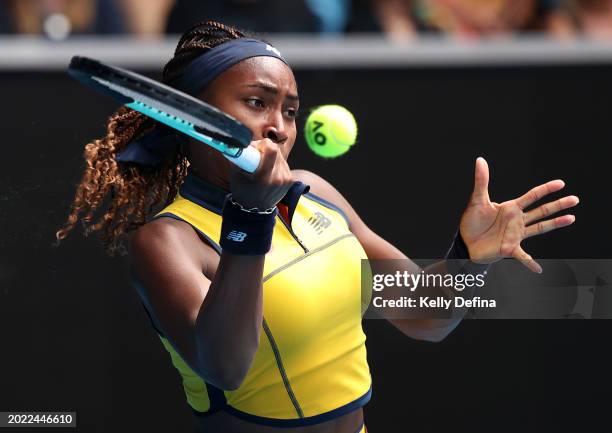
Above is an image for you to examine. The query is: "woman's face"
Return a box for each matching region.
[199,56,299,161]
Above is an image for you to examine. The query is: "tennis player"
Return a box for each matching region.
[57,20,579,433]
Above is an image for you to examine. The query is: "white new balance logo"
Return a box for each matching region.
[308,211,331,235]
[266,44,282,58]
[226,231,247,242]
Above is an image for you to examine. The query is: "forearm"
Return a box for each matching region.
[194,253,265,389]
[192,185,279,389]
[380,259,480,340]
[370,232,488,341]
[410,259,480,337]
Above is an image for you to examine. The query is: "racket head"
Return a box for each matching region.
[68,56,252,149]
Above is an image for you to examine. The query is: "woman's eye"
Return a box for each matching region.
[246,98,264,108]
[285,109,299,119]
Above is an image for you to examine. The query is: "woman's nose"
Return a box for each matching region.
[264,127,288,144]
[262,114,288,144]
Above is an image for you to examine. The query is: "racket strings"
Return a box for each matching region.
[79,57,245,143]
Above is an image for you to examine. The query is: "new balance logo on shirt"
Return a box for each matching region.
[226,231,247,242]
[308,211,331,235]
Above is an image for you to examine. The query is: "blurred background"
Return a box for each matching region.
[1,1,611,433]
[2,0,612,39]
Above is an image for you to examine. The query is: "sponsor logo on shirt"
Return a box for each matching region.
[308,211,331,235]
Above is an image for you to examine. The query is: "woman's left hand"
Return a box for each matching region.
[459,157,579,273]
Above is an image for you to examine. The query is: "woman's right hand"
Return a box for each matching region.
[229,138,294,210]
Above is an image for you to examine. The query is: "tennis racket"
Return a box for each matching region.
[67,56,261,173]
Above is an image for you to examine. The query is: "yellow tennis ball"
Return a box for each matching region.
[305,105,357,158]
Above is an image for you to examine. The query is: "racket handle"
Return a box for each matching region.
[223,145,261,173]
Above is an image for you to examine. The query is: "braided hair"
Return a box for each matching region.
[56,21,249,255]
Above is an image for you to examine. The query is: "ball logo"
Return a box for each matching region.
[266,44,282,58]
[226,231,247,242]
[312,120,326,145]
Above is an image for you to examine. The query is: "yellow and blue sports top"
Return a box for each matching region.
[135,172,373,427]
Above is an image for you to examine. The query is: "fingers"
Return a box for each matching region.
[515,179,565,210]
[249,138,290,180]
[523,214,576,239]
[512,245,542,274]
[523,195,580,225]
[231,138,293,209]
[254,140,279,180]
[470,157,490,205]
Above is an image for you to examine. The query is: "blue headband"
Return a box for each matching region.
[176,38,287,95]
[116,38,287,166]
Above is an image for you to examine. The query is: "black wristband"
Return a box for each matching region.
[445,230,491,276]
[219,195,276,255]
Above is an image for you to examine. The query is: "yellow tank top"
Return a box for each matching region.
[139,172,372,427]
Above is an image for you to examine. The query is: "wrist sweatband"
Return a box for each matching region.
[220,195,276,255]
[441,230,490,320]
[445,230,491,277]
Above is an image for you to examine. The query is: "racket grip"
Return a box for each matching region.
[224,145,261,173]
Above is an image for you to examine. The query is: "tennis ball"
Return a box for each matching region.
[305,105,357,158]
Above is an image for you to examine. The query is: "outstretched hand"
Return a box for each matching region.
[459,157,579,273]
